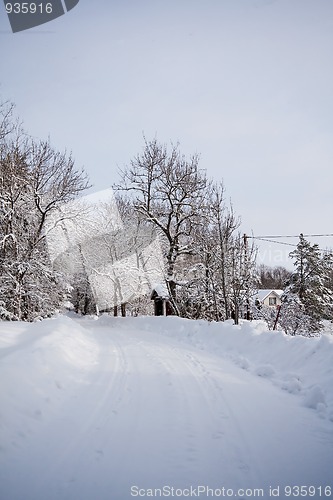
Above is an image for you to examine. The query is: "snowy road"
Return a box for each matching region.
[0,316,332,499]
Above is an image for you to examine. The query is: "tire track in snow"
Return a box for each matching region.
[2,318,332,500]
[133,336,263,490]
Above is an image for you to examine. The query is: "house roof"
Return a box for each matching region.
[151,283,169,299]
[255,289,283,301]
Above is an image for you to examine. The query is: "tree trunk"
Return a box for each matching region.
[121,303,126,317]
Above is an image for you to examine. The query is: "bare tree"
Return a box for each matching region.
[229,233,258,324]
[179,182,242,321]
[0,100,18,143]
[0,100,90,320]
[115,137,208,313]
[207,182,241,320]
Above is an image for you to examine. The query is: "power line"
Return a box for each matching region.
[246,233,333,253]
[250,233,333,239]
[254,238,297,247]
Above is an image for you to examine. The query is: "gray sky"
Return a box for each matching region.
[1,0,333,268]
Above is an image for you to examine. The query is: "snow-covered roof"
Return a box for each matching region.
[151,283,169,299]
[79,188,117,206]
[255,289,283,301]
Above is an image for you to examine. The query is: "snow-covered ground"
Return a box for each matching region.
[0,315,332,500]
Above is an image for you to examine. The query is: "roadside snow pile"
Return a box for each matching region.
[0,316,99,454]
[104,315,333,421]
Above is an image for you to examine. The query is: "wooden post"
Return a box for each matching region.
[273,305,281,330]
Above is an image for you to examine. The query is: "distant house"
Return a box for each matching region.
[151,283,172,316]
[255,289,283,308]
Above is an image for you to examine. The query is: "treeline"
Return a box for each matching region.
[0,100,257,323]
[257,264,291,290]
[0,100,89,320]
[1,100,333,335]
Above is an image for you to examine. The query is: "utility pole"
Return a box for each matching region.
[243,233,251,321]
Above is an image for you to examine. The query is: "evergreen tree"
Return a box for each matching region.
[281,234,333,334]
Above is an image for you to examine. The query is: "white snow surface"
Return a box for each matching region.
[0,315,332,500]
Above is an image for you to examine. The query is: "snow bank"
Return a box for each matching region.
[99,315,333,421]
[0,316,99,454]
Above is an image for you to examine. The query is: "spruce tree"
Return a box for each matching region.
[281,234,333,334]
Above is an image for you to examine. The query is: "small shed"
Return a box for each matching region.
[150,283,172,316]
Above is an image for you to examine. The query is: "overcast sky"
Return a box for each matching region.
[1,0,333,268]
